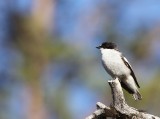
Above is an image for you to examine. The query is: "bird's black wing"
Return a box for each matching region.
[121,56,140,88]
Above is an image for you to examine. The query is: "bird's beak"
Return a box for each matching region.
[96,46,101,49]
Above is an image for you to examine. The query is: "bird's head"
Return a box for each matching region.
[96,42,117,50]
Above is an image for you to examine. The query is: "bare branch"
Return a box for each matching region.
[86,102,115,119]
[86,78,160,119]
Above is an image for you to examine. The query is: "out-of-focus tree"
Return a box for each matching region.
[9,13,49,119]
[7,0,57,119]
[32,0,56,30]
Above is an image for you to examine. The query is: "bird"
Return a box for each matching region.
[96,42,142,100]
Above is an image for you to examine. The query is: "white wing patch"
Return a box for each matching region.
[123,57,132,68]
[121,56,140,88]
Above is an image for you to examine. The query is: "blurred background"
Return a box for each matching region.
[0,0,160,119]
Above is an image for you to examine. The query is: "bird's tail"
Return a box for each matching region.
[133,91,142,100]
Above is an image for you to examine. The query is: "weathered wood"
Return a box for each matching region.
[86,78,160,119]
[85,102,115,119]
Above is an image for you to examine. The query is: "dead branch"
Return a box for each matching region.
[86,78,160,119]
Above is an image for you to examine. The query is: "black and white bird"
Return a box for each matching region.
[96,42,142,100]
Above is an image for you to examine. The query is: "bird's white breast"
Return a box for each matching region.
[101,49,130,77]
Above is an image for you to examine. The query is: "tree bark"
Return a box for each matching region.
[86,78,160,119]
